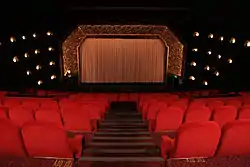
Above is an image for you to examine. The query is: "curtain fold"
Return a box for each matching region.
[81,38,165,83]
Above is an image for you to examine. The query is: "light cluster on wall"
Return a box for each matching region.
[9,31,58,87]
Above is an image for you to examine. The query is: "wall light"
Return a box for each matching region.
[215,71,219,76]
[203,81,208,86]
[34,49,40,54]
[204,65,210,71]
[219,36,224,41]
[218,55,222,59]
[230,37,236,43]
[33,33,36,38]
[51,75,56,80]
[207,50,212,55]
[192,48,198,52]
[193,32,199,37]
[10,37,16,43]
[208,33,214,38]
[24,53,29,58]
[228,58,233,63]
[245,41,250,47]
[190,61,196,66]
[22,36,26,40]
[189,76,195,80]
[48,47,53,51]
[49,61,55,66]
[37,80,43,85]
[47,31,53,36]
[36,65,42,70]
[26,70,31,75]
[13,56,19,62]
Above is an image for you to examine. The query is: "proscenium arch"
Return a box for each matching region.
[62,25,184,78]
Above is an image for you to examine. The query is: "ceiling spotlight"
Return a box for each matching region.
[47,31,53,36]
[22,36,26,40]
[26,70,31,75]
[218,54,222,59]
[204,65,210,71]
[207,50,212,55]
[193,32,199,37]
[49,61,55,66]
[36,65,42,70]
[215,71,219,76]
[208,33,214,38]
[37,80,43,85]
[13,56,19,62]
[189,76,195,80]
[48,47,53,51]
[219,36,224,41]
[51,75,56,80]
[203,81,208,86]
[190,61,197,66]
[230,37,236,43]
[33,33,36,38]
[24,53,29,58]
[10,37,15,43]
[34,49,40,54]
[245,41,250,47]
[192,48,198,52]
[228,58,233,64]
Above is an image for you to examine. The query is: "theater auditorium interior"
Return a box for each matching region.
[0,1,250,167]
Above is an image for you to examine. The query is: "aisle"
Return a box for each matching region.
[80,102,164,167]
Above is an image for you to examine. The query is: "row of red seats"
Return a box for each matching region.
[0,119,81,158]
[160,120,250,159]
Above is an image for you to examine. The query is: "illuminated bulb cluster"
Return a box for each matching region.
[230,37,236,44]
[13,56,19,62]
[10,37,16,43]
[33,33,36,38]
[51,75,56,80]
[49,61,55,66]
[36,65,42,70]
[189,76,195,80]
[24,53,29,58]
[26,70,31,75]
[37,80,43,85]
[207,50,212,55]
[219,36,224,41]
[47,31,53,36]
[203,81,208,86]
[218,55,222,59]
[228,58,233,64]
[190,61,196,66]
[22,36,26,40]
[215,71,219,76]
[192,48,198,52]
[48,47,53,51]
[245,41,250,47]
[34,49,40,54]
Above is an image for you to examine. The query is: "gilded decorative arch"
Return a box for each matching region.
[62,25,184,77]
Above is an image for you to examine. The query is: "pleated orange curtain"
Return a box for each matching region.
[80,38,166,83]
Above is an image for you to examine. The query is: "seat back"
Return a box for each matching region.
[9,108,35,126]
[185,106,211,123]
[207,101,224,111]
[172,121,221,158]
[0,107,8,119]
[0,119,26,156]
[212,106,237,127]
[155,107,184,131]
[226,99,242,110]
[238,107,250,120]
[35,109,63,128]
[216,120,250,156]
[22,122,73,158]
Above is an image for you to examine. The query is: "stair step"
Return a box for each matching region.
[83,148,157,154]
[101,122,147,126]
[99,124,148,128]
[79,156,164,162]
[86,142,156,147]
[94,131,150,135]
[98,128,148,132]
[92,136,152,140]
[104,120,144,123]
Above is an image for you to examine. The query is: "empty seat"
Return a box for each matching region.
[0,119,26,156]
[161,121,221,159]
[9,108,35,126]
[188,101,206,109]
[21,100,40,110]
[207,101,224,111]
[0,107,8,119]
[212,106,237,127]
[35,109,63,128]
[226,99,242,109]
[216,120,250,156]
[170,101,187,111]
[22,122,76,158]
[185,106,211,123]
[238,107,250,119]
[3,98,21,108]
[40,100,59,110]
[155,107,184,132]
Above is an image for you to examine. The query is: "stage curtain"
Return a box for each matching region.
[80,38,165,83]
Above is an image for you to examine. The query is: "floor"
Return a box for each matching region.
[78,102,164,167]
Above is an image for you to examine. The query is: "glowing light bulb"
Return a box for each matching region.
[193,32,199,37]
[67,70,71,74]
[33,33,36,38]
[207,50,212,55]
[37,80,43,85]
[48,47,53,51]
[230,37,236,43]
[51,75,56,80]
[228,58,233,63]
[13,56,19,62]
[208,33,214,38]
[36,65,42,70]
[10,37,15,42]
[47,31,53,36]
[34,49,40,54]
[192,48,198,52]
[190,61,196,66]
[245,41,250,47]
[218,55,222,59]
[215,71,219,76]
[26,70,31,75]
[203,81,208,86]
[24,53,29,58]
[189,76,195,80]
[204,65,210,71]
[219,36,224,41]
[49,61,55,66]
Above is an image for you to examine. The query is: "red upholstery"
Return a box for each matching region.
[118,93,130,101]
[226,99,242,109]
[0,107,8,119]
[9,108,35,126]
[22,122,75,158]
[188,101,206,109]
[207,101,224,111]
[170,101,187,111]
[155,107,184,131]
[0,119,26,156]
[3,98,21,108]
[238,107,250,119]
[216,120,250,156]
[21,100,40,110]
[212,106,237,127]
[161,121,221,159]
[35,109,63,128]
[185,106,211,123]
[40,100,59,110]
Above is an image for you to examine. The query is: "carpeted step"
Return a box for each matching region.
[103,119,145,123]
[98,128,149,132]
[83,148,158,154]
[79,156,164,162]
[98,125,148,129]
[100,122,148,126]
[94,131,151,137]
[85,142,158,149]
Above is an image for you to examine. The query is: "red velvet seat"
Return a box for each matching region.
[185,106,211,123]
[170,101,187,111]
[40,100,59,110]
[21,100,40,110]
[226,99,242,110]
[3,98,21,109]
[238,107,250,119]
[9,108,35,126]
[216,120,250,156]
[188,101,206,109]
[0,119,26,156]
[155,107,184,132]
[35,109,63,128]
[22,122,77,158]
[0,107,8,119]
[207,100,224,111]
[212,106,237,127]
[161,121,221,159]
